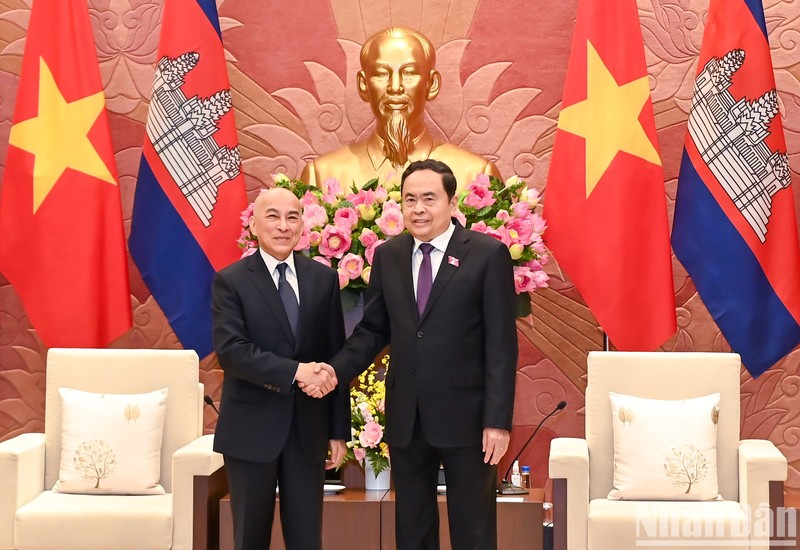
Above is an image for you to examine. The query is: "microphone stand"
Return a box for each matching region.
[204,395,219,414]
[497,400,567,495]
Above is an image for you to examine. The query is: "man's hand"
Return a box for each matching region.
[295,362,338,397]
[326,439,347,470]
[482,427,510,465]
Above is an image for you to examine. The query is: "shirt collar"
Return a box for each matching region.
[258,248,297,277]
[366,128,436,170]
[413,221,455,254]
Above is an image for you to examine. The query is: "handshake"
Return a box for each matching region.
[296,362,339,398]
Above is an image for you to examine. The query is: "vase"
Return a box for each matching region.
[364,464,391,491]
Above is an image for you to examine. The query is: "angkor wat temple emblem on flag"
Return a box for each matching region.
[146,52,241,227]
[687,48,790,243]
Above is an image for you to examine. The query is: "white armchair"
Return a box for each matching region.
[549,352,787,550]
[0,348,226,550]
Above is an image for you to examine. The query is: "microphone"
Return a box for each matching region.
[204,395,219,414]
[498,400,566,495]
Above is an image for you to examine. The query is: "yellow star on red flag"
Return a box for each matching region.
[557,40,661,198]
[8,57,116,213]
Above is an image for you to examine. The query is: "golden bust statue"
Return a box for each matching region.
[300,26,502,190]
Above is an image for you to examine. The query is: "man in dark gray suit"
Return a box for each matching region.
[327,159,518,549]
[212,187,348,550]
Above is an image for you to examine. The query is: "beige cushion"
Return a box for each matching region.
[53,388,168,495]
[15,491,173,550]
[588,498,748,550]
[608,392,720,501]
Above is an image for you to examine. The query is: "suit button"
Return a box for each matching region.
[417,331,423,338]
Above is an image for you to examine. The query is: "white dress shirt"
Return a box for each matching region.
[258,248,300,305]
[412,222,456,300]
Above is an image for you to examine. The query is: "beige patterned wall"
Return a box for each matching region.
[1,0,799,494]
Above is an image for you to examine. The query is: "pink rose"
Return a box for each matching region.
[359,228,379,248]
[337,268,349,289]
[525,259,544,270]
[511,201,532,219]
[532,269,550,288]
[340,253,364,279]
[506,218,534,245]
[240,246,257,259]
[322,177,343,197]
[349,189,375,207]
[300,191,319,207]
[312,256,331,268]
[463,184,496,209]
[239,202,255,225]
[361,266,372,284]
[303,203,328,231]
[365,239,385,265]
[376,208,404,236]
[470,221,490,234]
[486,225,511,246]
[322,193,339,206]
[294,229,310,251]
[308,231,322,247]
[319,225,352,259]
[353,447,367,462]
[334,207,359,230]
[374,186,388,201]
[513,266,538,294]
[471,173,491,188]
[381,199,401,212]
[359,420,384,448]
[496,209,511,223]
[531,213,547,234]
[531,234,547,256]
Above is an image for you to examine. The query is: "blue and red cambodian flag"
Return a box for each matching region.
[130,0,246,357]
[672,0,800,377]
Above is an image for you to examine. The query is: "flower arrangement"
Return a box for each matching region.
[237,173,403,310]
[346,354,389,476]
[237,172,549,314]
[456,173,549,315]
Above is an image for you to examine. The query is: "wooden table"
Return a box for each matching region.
[380,488,544,550]
[220,487,543,549]
[219,489,386,550]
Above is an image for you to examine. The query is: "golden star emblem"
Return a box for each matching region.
[8,57,116,213]
[557,40,661,197]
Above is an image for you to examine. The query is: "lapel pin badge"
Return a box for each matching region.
[447,256,460,267]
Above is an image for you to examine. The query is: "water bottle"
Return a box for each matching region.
[520,465,531,489]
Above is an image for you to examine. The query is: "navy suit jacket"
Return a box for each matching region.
[333,222,518,448]
[212,251,348,463]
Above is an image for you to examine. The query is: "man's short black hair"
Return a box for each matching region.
[400,159,458,200]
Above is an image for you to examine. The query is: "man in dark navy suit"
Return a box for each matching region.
[212,187,348,550]
[328,159,518,549]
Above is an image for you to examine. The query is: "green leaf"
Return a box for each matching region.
[362,178,380,191]
[475,205,494,218]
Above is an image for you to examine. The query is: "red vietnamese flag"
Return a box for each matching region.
[0,0,131,347]
[543,0,676,350]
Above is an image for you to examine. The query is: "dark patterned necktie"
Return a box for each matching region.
[276,263,299,337]
[417,243,434,316]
